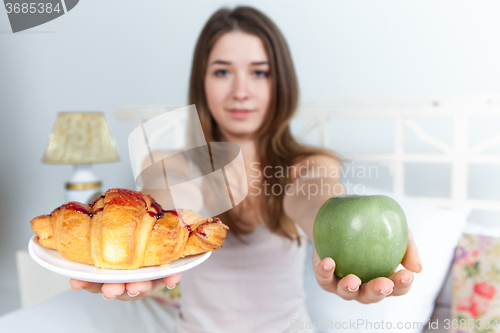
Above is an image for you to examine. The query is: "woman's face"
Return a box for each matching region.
[205,30,271,139]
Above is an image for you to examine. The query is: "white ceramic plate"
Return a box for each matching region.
[28,235,211,283]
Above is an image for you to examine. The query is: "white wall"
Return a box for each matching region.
[1,0,500,290]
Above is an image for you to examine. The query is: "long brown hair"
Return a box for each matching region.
[188,6,339,244]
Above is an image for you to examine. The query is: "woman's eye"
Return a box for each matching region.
[254,70,268,78]
[215,69,229,77]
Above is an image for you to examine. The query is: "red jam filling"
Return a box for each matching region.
[52,189,198,236]
[51,202,92,217]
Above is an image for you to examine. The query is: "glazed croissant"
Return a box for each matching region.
[30,188,229,270]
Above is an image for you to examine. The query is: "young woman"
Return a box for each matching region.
[70,6,422,332]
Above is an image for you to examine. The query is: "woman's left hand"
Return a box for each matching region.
[312,228,422,304]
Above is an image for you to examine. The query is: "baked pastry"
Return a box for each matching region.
[30,188,229,270]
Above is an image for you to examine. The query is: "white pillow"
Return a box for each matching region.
[303,186,470,333]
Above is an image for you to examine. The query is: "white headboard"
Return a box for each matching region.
[116,94,500,221]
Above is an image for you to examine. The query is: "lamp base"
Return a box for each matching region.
[65,164,102,204]
[66,182,102,204]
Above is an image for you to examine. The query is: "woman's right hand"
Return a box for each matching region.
[69,273,182,301]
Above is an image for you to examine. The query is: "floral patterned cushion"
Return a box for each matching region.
[450,234,500,333]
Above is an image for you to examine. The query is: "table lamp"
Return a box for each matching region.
[42,112,120,204]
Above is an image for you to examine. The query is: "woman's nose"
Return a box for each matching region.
[232,73,249,101]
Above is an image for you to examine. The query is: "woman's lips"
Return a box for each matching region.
[227,109,254,119]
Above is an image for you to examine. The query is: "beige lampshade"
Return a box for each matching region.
[43,112,120,164]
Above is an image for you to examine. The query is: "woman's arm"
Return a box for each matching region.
[139,150,189,208]
[283,154,422,304]
[283,154,346,241]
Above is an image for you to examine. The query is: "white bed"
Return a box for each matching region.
[14,95,500,333]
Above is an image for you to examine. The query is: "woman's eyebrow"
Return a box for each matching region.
[209,60,269,66]
[251,61,269,66]
[210,60,231,66]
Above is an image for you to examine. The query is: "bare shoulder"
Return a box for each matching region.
[290,153,342,182]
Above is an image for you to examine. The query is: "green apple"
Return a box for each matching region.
[313,194,408,283]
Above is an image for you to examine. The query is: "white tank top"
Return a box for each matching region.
[173,221,315,333]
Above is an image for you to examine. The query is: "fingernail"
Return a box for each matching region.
[127,290,141,297]
[103,294,115,301]
[379,288,393,296]
[166,284,176,290]
[323,264,333,272]
[347,285,359,292]
[401,277,413,285]
[71,286,84,291]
